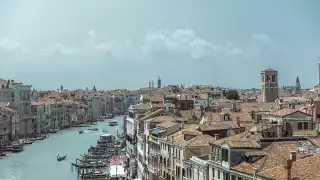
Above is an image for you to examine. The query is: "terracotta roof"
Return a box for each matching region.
[231,141,311,176]
[209,131,262,147]
[224,140,260,149]
[259,155,320,180]
[270,108,301,117]
[200,121,239,131]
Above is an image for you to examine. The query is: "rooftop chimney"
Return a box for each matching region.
[236,117,240,127]
[283,158,293,180]
[290,151,297,162]
[180,121,184,130]
[215,134,219,140]
[171,136,174,143]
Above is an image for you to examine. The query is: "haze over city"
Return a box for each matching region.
[0,0,320,89]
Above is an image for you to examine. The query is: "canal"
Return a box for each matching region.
[0,116,124,180]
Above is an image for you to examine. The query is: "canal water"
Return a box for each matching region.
[0,116,124,180]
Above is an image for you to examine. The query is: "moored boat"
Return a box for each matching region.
[23,139,34,145]
[106,114,114,119]
[49,129,59,133]
[6,143,24,153]
[79,130,84,134]
[35,135,46,140]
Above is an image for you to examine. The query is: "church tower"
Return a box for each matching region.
[261,68,279,102]
[60,84,63,93]
[157,76,161,89]
[295,76,301,93]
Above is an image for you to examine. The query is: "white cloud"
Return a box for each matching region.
[252,33,274,45]
[140,29,244,60]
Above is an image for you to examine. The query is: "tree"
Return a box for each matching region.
[225,90,240,100]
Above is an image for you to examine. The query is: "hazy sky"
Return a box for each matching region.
[1,0,320,90]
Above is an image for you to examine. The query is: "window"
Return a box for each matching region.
[303,122,309,130]
[238,177,243,180]
[231,175,236,180]
[218,170,220,179]
[212,168,215,178]
[298,122,303,130]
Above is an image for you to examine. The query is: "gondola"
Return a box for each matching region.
[57,154,67,161]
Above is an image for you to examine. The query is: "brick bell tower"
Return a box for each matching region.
[261,68,279,102]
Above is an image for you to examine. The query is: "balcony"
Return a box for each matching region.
[149,149,160,156]
[147,164,158,174]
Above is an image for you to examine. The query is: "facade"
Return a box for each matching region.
[0,79,32,136]
[261,68,279,102]
[0,106,19,143]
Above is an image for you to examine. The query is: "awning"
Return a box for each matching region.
[150,128,161,135]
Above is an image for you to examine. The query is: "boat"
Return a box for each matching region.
[57,154,67,161]
[35,136,46,140]
[106,114,114,119]
[23,139,34,145]
[49,129,58,133]
[88,122,97,125]
[0,151,6,157]
[79,130,84,134]
[108,120,118,126]
[103,130,108,133]
[6,143,24,153]
[88,128,99,131]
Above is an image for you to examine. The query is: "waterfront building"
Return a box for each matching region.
[0,105,19,142]
[31,101,48,134]
[87,95,105,122]
[0,79,32,136]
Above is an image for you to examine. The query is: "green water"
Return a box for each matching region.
[0,116,124,180]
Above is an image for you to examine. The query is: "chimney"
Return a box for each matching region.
[290,151,297,162]
[180,121,184,129]
[215,134,219,140]
[283,158,293,180]
[171,136,174,142]
[236,117,240,127]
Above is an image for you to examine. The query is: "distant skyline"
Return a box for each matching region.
[1,0,320,90]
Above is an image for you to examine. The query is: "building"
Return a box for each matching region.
[0,79,32,136]
[261,68,279,102]
[0,105,19,144]
[295,76,301,94]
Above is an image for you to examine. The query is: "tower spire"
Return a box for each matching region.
[295,76,301,93]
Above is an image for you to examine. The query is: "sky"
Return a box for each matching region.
[0,0,320,90]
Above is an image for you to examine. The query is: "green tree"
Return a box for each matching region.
[225,90,240,100]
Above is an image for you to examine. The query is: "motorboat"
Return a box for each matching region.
[6,143,23,153]
[88,128,99,131]
[108,120,118,126]
[106,114,114,119]
[49,129,59,133]
[57,154,67,161]
[79,130,84,134]
[23,139,34,145]
[36,136,46,140]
